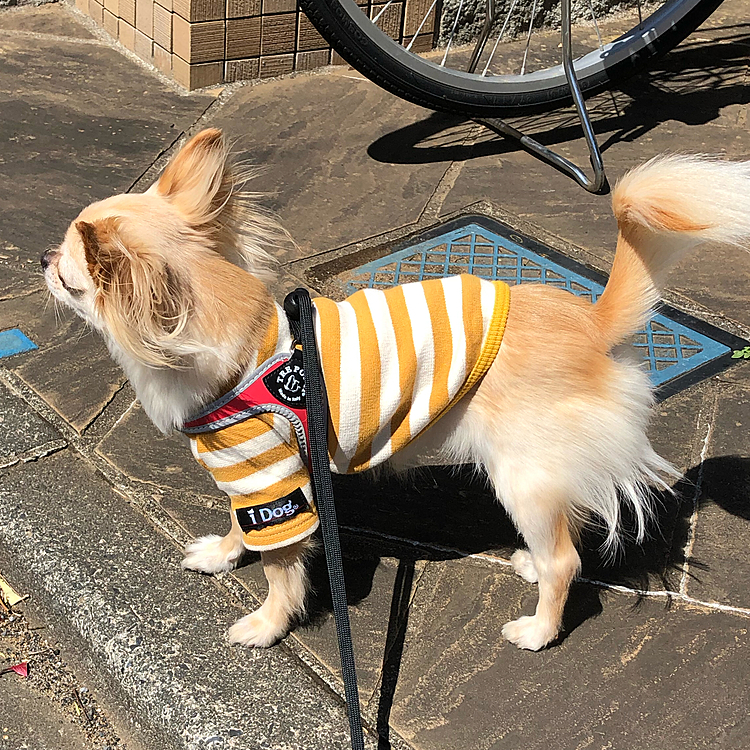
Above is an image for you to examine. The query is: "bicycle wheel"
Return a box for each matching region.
[299,0,724,116]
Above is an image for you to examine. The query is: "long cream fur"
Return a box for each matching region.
[43,133,750,651]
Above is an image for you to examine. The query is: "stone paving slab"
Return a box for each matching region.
[209,73,450,261]
[0,450,373,750]
[14,331,126,432]
[289,551,425,706]
[0,377,64,465]
[383,557,750,750]
[97,403,222,498]
[0,265,43,300]
[687,381,750,608]
[669,242,750,332]
[0,8,215,269]
[0,290,127,431]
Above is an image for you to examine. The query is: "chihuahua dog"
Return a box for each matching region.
[43,129,750,651]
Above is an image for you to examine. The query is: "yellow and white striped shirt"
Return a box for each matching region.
[190,275,510,551]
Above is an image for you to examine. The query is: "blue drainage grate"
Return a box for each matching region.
[346,216,745,396]
[0,329,37,359]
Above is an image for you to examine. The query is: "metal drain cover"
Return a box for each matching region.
[338,215,746,398]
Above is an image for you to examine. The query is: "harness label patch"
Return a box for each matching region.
[235,488,309,533]
[263,349,306,409]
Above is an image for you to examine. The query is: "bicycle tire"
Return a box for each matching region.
[299,0,724,116]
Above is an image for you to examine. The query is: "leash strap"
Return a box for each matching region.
[284,289,365,750]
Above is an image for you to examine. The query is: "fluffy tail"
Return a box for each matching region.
[594,155,750,348]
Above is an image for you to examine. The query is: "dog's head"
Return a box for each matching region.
[43,129,281,370]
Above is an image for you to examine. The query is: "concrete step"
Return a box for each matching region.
[0,429,370,750]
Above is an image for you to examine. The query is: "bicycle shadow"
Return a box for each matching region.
[297,453,750,747]
[367,26,750,168]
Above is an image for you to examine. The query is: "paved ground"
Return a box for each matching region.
[1,1,749,749]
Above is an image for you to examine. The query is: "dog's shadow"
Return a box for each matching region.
[288,454,749,748]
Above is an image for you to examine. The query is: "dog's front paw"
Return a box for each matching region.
[502,615,557,651]
[228,610,287,648]
[181,535,241,574]
[510,550,539,583]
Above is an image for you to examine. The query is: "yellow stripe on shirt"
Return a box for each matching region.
[350,290,382,471]
[313,297,343,463]
[208,441,301,484]
[195,413,278,453]
[423,278,453,419]
[384,285,417,460]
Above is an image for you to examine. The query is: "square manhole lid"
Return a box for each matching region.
[310,215,747,399]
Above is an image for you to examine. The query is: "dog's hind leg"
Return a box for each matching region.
[228,538,313,648]
[181,511,245,574]
[488,471,582,650]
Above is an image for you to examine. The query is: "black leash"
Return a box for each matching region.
[284,289,365,750]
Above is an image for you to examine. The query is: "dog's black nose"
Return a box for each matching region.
[40,250,51,271]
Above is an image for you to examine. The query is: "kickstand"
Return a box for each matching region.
[474,0,609,194]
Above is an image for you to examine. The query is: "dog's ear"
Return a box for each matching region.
[76,218,121,289]
[153,128,231,226]
[76,218,192,367]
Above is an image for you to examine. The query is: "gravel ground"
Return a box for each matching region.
[0,590,123,750]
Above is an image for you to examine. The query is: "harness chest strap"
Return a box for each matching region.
[182,347,311,461]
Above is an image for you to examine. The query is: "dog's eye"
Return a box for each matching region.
[60,275,84,297]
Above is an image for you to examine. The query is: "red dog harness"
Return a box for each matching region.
[181,348,311,465]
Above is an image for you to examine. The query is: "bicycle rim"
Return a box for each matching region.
[300,0,724,115]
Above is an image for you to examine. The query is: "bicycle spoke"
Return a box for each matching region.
[520,0,539,75]
[588,0,603,48]
[608,89,622,116]
[637,0,643,24]
[441,0,466,67]
[372,0,394,24]
[467,0,497,73]
[405,0,438,51]
[481,0,519,76]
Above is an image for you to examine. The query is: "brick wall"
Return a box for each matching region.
[73,0,438,89]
